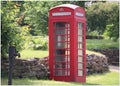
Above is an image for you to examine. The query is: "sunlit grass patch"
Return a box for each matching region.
[86,39,119,50]
[20,49,48,59]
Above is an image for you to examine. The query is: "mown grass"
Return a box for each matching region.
[86,71,119,85]
[86,39,119,50]
[20,49,48,59]
[1,72,119,85]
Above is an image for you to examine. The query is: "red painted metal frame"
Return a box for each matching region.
[49,4,86,82]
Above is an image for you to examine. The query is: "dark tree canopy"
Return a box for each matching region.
[86,2,119,40]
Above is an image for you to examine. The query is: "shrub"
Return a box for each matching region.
[27,36,48,50]
[103,24,119,41]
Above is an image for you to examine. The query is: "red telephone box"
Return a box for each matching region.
[49,4,86,82]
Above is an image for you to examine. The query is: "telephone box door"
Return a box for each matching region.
[53,21,70,77]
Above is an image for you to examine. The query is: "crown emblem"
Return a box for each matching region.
[60,8,64,11]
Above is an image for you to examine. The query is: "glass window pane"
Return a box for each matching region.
[56,22,66,28]
[78,57,83,62]
[78,23,82,29]
[56,42,66,48]
[78,36,82,42]
[56,29,66,34]
[78,29,82,35]
[78,50,82,55]
[56,49,65,55]
[78,23,82,35]
[56,35,67,41]
[55,70,69,76]
[55,70,64,76]
[78,43,82,49]
[78,70,83,76]
[55,63,67,68]
[78,63,83,69]
[55,56,65,62]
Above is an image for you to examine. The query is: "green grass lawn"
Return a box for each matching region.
[86,39,119,50]
[1,72,119,85]
[20,49,48,59]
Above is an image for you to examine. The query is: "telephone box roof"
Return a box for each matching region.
[50,4,80,10]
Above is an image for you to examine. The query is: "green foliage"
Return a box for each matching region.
[32,38,48,50]
[1,1,29,58]
[87,31,100,36]
[86,2,119,40]
[103,2,119,41]
[23,1,58,35]
[26,36,48,50]
[23,1,85,35]
[104,24,119,41]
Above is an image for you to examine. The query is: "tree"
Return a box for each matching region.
[23,1,59,35]
[103,2,119,41]
[1,1,28,58]
[86,2,119,39]
[23,1,85,35]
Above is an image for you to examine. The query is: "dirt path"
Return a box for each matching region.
[109,65,119,72]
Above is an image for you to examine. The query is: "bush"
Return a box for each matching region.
[87,54,109,74]
[103,24,119,41]
[27,36,48,50]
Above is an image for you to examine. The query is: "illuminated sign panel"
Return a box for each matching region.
[52,12,84,17]
[76,12,84,17]
[52,12,71,16]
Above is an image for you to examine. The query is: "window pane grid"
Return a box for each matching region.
[54,22,70,76]
[77,22,83,76]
